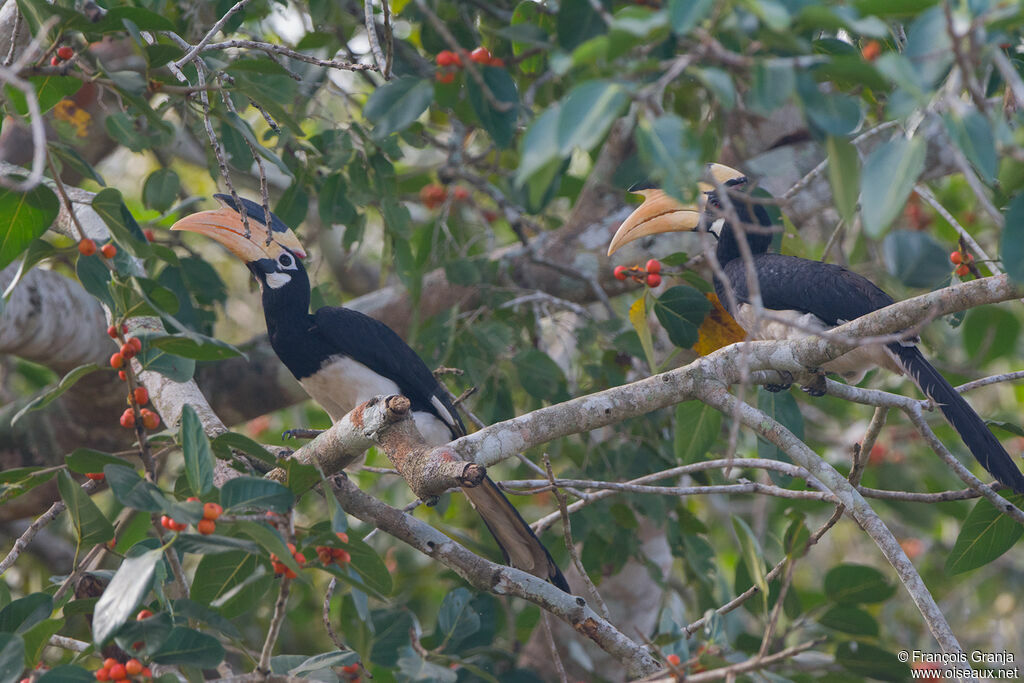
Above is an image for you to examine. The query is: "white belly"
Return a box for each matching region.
[298,356,453,445]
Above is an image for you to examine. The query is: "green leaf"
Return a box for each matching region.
[112,612,173,658]
[0,184,59,271]
[0,593,52,634]
[826,136,860,226]
[93,548,163,645]
[669,0,713,35]
[629,295,657,370]
[234,521,300,573]
[4,75,81,115]
[673,401,721,464]
[796,74,863,136]
[210,432,277,466]
[944,110,996,184]
[135,331,196,383]
[190,551,262,604]
[178,405,214,496]
[748,61,795,115]
[823,564,896,604]
[962,306,1021,365]
[38,665,95,682]
[57,470,114,546]
[345,536,393,596]
[557,0,610,50]
[364,76,434,139]
[1000,193,1024,285]
[859,136,926,237]
[515,105,563,187]
[290,650,359,676]
[514,349,567,402]
[318,173,357,226]
[174,533,262,555]
[835,641,910,681]
[557,80,628,155]
[222,112,294,179]
[819,606,879,636]
[142,168,180,213]
[105,112,151,152]
[65,449,131,475]
[10,363,101,426]
[756,388,803,468]
[946,494,1024,574]
[0,634,25,683]
[2,238,56,301]
[105,464,171,513]
[437,587,481,647]
[881,229,949,288]
[148,334,243,361]
[220,476,294,513]
[75,252,113,309]
[151,626,225,668]
[634,114,700,196]
[91,187,149,256]
[653,285,711,349]
[68,5,176,32]
[732,518,769,612]
[466,66,519,149]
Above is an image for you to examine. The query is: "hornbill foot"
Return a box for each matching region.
[282,428,324,440]
[764,371,794,393]
[800,373,827,397]
[422,495,441,507]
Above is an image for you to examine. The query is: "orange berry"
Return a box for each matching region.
[101,243,117,259]
[159,515,171,530]
[108,664,126,680]
[120,342,135,360]
[613,265,628,281]
[470,46,491,64]
[133,387,149,405]
[141,668,151,678]
[140,409,159,430]
[95,668,109,680]
[435,71,455,84]
[118,370,127,381]
[103,659,118,670]
[119,408,135,429]
[956,263,970,277]
[646,272,662,287]
[452,186,470,201]
[950,250,962,265]
[57,46,74,60]
[332,548,351,565]
[124,660,142,676]
[272,560,286,575]
[85,472,105,481]
[285,567,297,579]
[110,352,125,369]
[78,238,97,256]
[171,519,187,532]
[50,56,60,66]
[197,519,216,535]
[144,229,155,242]
[488,57,505,67]
[645,259,661,275]
[203,502,223,520]
[436,50,459,67]
[107,324,119,338]
[129,337,142,352]
[861,40,881,61]
[136,609,153,620]
[336,531,349,543]
[294,552,306,565]
[665,653,680,666]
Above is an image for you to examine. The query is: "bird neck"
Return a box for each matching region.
[712,201,774,265]
[261,267,312,335]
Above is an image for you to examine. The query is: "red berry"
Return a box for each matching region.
[129,337,142,353]
[144,229,155,242]
[613,265,628,281]
[57,46,74,60]
[435,71,455,84]
[95,667,110,680]
[861,40,881,62]
[452,186,470,201]
[419,184,447,209]
[488,57,505,67]
[118,370,127,381]
[336,531,349,543]
[101,243,117,258]
[646,273,662,288]
[203,502,223,520]
[119,408,135,428]
[436,50,458,67]
[470,46,491,64]
[141,668,151,678]
[196,519,216,535]
[108,664,126,680]
[285,567,297,579]
[120,342,135,360]
[86,472,105,481]
[103,659,118,670]
[332,548,351,565]
[160,515,171,530]
[665,653,680,666]
[107,324,118,338]
[124,660,142,676]
[50,56,60,66]
[187,496,199,502]
[133,387,149,405]
[78,239,97,256]
[136,609,153,620]
[140,409,159,430]
[645,259,661,274]
[950,250,962,265]
[956,263,970,277]
[171,519,187,532]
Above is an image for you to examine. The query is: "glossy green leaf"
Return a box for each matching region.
[38,665,94,682]
[826,135,860,227]
[466,66,519,149]
[104,463,170,513]
[669,0,713,35]
[748,61,795,115]
[345,537,393,596]
[151,626,225,667]
[220,476,294,513]
[1,238,56,301]
[796,74,863,136]
[962,306,1021,365]
[222,112,294,179]
[653,285,711,349]
[0,593,52,634]
[835,641,910,681]
[112,612,173,658]
[142,168,180,213]
[0,634,25,683]
[4,75,81,115]
[234,521,300,572]
[364,76,434,139]
[148,334,243,361]
[944,111,996,183]
[437,588,481,647]
[190,551,262,604]
[0,184,59,271]
[1000,193,1024,285]
[629,295,657,370]
[179,405,214,496]
[634,114,700,198]
[290,650,359,675]
[860,136,926,237]
[174,533,262,555]
[673,401,721,464]
[946,494,1024,574]
[57,469,114,546]
[514,348,568,401]
[11,363,101,426]
[515,105,562,186]
[91,187,149,256]
[824,564,896,604]
[819,606,879,636]
[210,432,277,466]
[756,388,803,468]
[557,0,610,50]
[93,548,163,645]
[881,229,949,288]
[68,5,176,32]
[732,518,769,612]
[557,80,628,155]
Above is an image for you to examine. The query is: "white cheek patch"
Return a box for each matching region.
[708,217,726,237]
[265,272,292,289]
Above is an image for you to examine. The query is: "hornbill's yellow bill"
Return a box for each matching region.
[170,195,307,263]
[607,163,746,256]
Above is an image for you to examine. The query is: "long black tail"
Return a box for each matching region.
[463,476,570,593]
[889,343,1024,493]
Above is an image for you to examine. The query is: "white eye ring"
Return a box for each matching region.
[278,252,296,270]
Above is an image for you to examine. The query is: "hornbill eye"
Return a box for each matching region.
[278,253,294,269]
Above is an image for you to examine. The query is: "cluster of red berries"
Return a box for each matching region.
[50,45,74,66]
[339,663,360,680]
[419,183,470,209]
[665,653,680,667]
[94,657,151,682]
[315,532,352,566]
[271,543,306,579]
[950,250,974,277]
[860,40,881,62]
[161,501,222,535]
[613,259,662,287]
[435,46,504,83]
[78,239,117,258]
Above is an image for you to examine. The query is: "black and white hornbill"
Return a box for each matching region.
[172,195,569,592]
[607,164,1024,493]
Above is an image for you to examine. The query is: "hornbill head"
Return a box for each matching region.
[171,194,308,291]
[606,163,749,256]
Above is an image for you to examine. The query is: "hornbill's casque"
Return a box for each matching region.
[608,164,1024,494]
[172,195,570,592]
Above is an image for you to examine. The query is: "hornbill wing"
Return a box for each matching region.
[309,306,465,436]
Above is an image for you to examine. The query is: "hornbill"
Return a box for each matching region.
[172,195,570,592]
[607,164,1024,493]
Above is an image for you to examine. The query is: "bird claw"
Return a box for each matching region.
[282,428,324,440]
[764,371,794,393]
[801,373,827,397]
[422,495,440,507]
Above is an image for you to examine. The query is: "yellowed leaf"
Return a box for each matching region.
[629,295,657,370]
[692,293,746,355]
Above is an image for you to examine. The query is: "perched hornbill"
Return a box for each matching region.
[607,164,1024,494]
[172,195,569,591]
